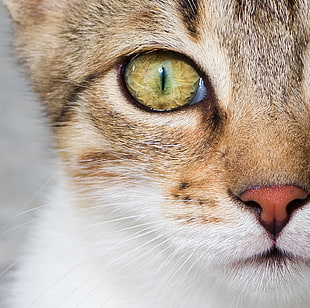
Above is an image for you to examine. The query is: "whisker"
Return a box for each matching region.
[0,260,18,280]
[72,235,168,308]
[155,251,196,307]
[99,295,115,308]
[167,251,197,307]
[0,174,55,228]
[27,254,102,308]
[122,234,171,268]
[0,218,38,238]
[84,215,142,228]
[0,205,46,233]
[59,224,165,307]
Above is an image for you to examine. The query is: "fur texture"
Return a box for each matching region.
[2,0,310,307]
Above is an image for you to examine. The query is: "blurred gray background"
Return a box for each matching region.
[0,3,54,303]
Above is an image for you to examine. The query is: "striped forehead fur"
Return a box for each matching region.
[178,0,201,39]
[6,0,308,128]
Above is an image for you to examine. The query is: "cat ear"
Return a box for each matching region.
[2,0,64,23]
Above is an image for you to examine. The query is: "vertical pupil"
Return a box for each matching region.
[158,67,166,91]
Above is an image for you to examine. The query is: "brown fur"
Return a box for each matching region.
[2,0,310,226]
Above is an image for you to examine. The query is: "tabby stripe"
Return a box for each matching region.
[235,0,297,19]
[178,0,200,40]
[53,73,99,127]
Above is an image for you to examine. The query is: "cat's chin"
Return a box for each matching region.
[216,247,310,306]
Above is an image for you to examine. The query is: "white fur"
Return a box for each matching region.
[7,172,310,308]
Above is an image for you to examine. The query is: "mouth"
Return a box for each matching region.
[259,246,290,261]
[241,246,305,266]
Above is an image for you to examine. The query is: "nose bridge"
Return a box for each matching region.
[225,101,310,195]
[226,33,310,168]
[217,10,310,194]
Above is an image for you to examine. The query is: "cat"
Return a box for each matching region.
[2,0,310,307]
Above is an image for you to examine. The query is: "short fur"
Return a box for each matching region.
[2,0,310,307]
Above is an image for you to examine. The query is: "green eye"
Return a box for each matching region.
[124,51,207,111]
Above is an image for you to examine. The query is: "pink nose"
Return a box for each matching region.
[240,185,308,236]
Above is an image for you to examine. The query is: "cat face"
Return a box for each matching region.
[3,0,310,304]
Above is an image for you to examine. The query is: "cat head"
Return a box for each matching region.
[3,0,310,304]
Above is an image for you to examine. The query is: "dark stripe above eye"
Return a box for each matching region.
[178,0,200,40]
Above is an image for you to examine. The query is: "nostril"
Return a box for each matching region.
[243,200,262,217]
[239,185,308,238]
[286,197,309,216]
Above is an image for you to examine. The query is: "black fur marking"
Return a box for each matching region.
[179,182,190,190]
[178,0,200,39]
[53,74,98,127]
[183,196,191,202]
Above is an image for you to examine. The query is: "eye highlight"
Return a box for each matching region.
[124,51,207,111]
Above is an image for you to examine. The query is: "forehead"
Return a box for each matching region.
[112,0,308,92]
[18,0,309,124]
[90,0,309,60]
[65,0,309,59]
